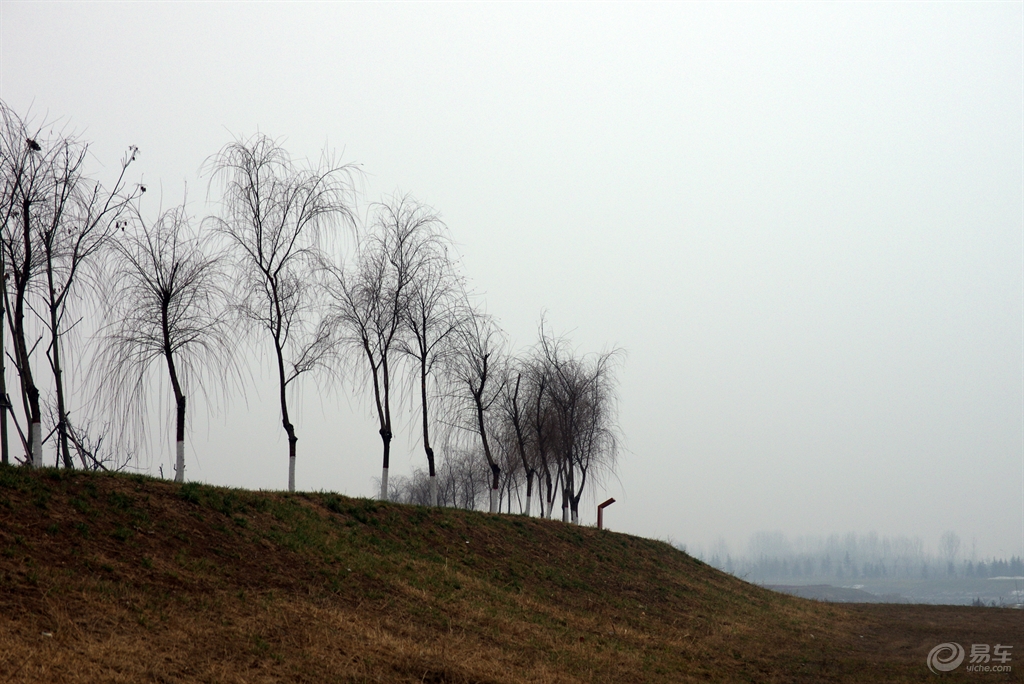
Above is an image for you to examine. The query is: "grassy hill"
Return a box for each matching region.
[0,466,1019,683]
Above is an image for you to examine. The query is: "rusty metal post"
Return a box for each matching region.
[597,498,616,530]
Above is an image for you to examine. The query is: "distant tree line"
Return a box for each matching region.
[691,531,1024,582]
[0,101,623,522]
[710,553,1024,583]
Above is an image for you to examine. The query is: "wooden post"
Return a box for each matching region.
[597,498,616,530]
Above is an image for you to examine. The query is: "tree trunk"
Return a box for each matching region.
[421,362,439,506]
[561,487,570,523]
[174,396,186,483]
[280,411,296,491]
[543,470,554,518]
[0,261,8,466]
[52,363,72,468]
[275,339,298,493]
[570,470,587,527]
[489,463,500,514]
[524,470,534,517]
[288,429,297,492]
[428,461,438,507]
[0,388,7,465]
[48,299,73,469]
[25,374,40,467]
[425,444,437,504]
[43,253,73,469]
[379,427,391,500]
[364,336,394,502]
[24,362,41,467]
[14,198,41,467]
[473,387,500,514]
[29,420,41,467]
[175,440,185,482]
[164,303,188,482]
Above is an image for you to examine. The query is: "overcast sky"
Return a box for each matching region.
[1,2,1020,558]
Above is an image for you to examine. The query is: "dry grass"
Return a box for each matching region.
[0,466,1019,683]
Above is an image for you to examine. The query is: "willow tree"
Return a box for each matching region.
[526,352,556,518]
[100,205,233,482]
[327,197,428,501]
[499,359,538,516]
[538,327,623,523]
[207,135,356,491]
[451,312,507,514]
[397,202,465,506]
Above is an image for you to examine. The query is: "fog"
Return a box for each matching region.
[0,3,1020,558]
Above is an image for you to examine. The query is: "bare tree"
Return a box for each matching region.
[0,102,140,469]
[538,326,623,523]
[390,446,490,510]
[499,359,538,515]
[326,197,426,500]
[385,470,426,506]
[490,416,525,513]
[0,102,40,465]
[523,347,557,518]
[396,201,466,506]
[450,311,507,514]
[207,134,356,491]
[37,137,141,469]
[48,403,135,472]
[0,104,59,467]
[939,531,961,575]
[567,352,621,521]
[99,203,233,482]
[439,446,491,510]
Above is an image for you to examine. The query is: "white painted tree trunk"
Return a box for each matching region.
[525,494,531,517]
[30,422,41,468]
[489,488,498,514]
[288,455,296,492]
[571,510,578,525]
[174,440,185,483]
[562,505,570,523]
[429,475,437,507]
[380,467,389,501]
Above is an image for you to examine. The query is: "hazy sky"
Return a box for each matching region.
[1,2,1020,558]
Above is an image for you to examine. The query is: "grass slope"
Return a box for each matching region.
[0,466,1019,683]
